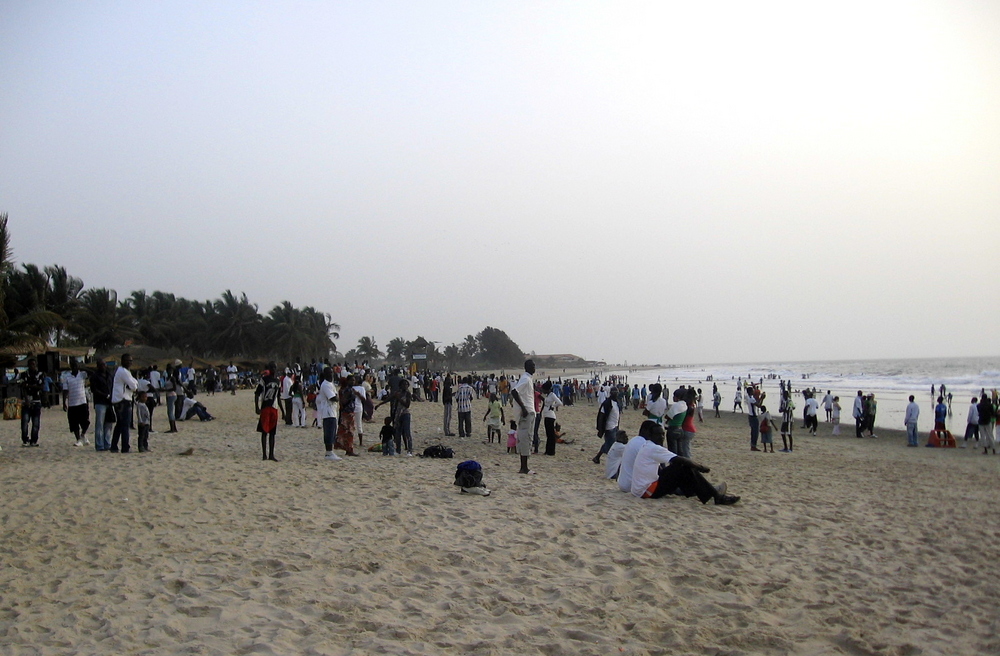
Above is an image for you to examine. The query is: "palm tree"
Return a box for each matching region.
[212,290,262,358]
[385,337,406,364]
[44,265,84,345]
[443,343,460,370]
[0,214,48,354]
[355,335,384,361]
[73,288,136,351]
[460,334,479,361]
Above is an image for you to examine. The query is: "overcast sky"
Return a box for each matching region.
[2,1,998,365]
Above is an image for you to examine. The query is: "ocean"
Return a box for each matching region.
[605,356,1000,435]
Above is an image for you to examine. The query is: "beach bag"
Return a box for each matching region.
[454,460,483,488]
[421,444,454,459]
[3,397,20,420]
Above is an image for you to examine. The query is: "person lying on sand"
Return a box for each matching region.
[629,421,740,505]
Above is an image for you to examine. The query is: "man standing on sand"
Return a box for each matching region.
[821,390,834,422]
[511,359,537,475]
[904,395,920,447]
[110,353,139,453]
[853,390,865,438]
[455,376,474,438]
[61,357,90,447]
[17,358,45,446]
[227,362,238,394]
[746,385,760,451]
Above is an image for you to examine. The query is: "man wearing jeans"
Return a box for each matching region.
[110,353,138,453]
[90,359,113,451]
[904,395,920,447]
[18,358,44,446]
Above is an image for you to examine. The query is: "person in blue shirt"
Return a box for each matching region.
[934,396,948,432]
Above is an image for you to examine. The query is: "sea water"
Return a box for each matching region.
[606,356,1000,436]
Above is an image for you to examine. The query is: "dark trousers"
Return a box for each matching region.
[748,415,760,448]
[283,398,293,425]
[855,416,864,437]
[137,424,150,451]
[21,403,42,444]
[533,412,542,450]
[111,401,132,452]
[544,417,557,455]
[650,460,717,503]
[666,426,682,454]
[458,411,472,437]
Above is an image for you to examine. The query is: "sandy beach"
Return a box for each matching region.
[1,390,998,655]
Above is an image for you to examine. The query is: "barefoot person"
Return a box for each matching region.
[510,359,537,474]
[254,362,281,462]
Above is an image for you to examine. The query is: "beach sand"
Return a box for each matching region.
[1,390,998,655]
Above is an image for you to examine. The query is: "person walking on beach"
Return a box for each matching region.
[852,391,865,438]
[963,397,980,447]
[864,394,878,438]
[227,362,238,394]
[510,359,537,474]
[592,387,621,464]
[110,353,138,453]
[455,376,474,438]
[977,393,996,455]
[804,393,820,435]
[733,388,743,413]
[254,362,281,461]
[904,395,920,447]
[61,357,90,447]
[17,358,45,446]
[821,390,834,422]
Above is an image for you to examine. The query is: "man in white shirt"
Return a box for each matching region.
[904,395,921,447]
[592,388,621,464]
[110,353,139,453]
[852,390,865,438]
[630,423,739,505]
[804,394,820,435]
[353,378,368,444]
[317,367,341,460]
[280,370,294,425]
[617,427,651,493]
[227,362,238,395]
[963,397,980,447]
[510,359,536,475]
[821,391,834,422]
[61,357,90,447]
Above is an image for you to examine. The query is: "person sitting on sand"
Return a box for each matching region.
[553,422,573,444]
[180,392,215,422]
[604,430,629,480]
[630,422,740,505]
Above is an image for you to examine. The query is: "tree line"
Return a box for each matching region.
[0,214,337,363]
[345,326,525,370]
[1,214,526,369]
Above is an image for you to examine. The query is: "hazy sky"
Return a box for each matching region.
[2,1,998,365]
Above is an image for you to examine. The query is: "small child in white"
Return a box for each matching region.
[759,405,775,453]
[136,390,151,453]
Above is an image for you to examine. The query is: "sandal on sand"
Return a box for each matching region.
[518,470,537,475]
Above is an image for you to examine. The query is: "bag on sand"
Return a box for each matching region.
[454,460,490,495]
[421,444,454,459]
[3,397,21,420]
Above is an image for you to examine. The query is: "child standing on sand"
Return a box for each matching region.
[379,416,395,456]
[483,393,504,443]
[136,390,151,453]
[506,420,517,454]
[255,362,281,462]
[759,405,775,453]
[831,396,842,435]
